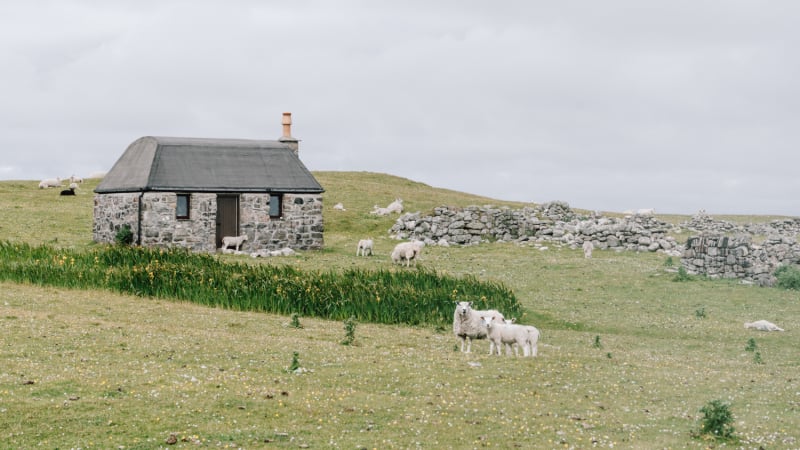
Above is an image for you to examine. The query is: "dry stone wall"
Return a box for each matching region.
[389,201,682,255]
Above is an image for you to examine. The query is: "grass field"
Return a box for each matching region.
[1,173,799,449]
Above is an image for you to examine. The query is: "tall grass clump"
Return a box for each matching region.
[774,264,800,290]
[696,399,736,441]
[0,241,521,327]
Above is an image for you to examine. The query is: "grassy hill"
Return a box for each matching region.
[1,173,799,448]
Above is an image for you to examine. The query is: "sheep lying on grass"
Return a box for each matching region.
[370,205,391,216]
[250,248,297,258]
[333,202,346,211]
[453,301,504,353]
[481,315,538,357]
[386,198,403,214]
[220,234,248,251]
[38,177,62,189]
[356,238,373,256]
[744,320,784,331]
[59,187,76,196]
[504,318,540,357]
[391,240,424,266]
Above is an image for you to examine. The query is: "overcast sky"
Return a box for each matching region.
[2,1,798,215]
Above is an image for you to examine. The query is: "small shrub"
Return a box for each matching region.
[698,399,735,440]
[114,225,134,246]
[592,335,602,349]
[341,316,357,346]
[774,265,800,290]
[290,313,303,329]
[673,266,693,282]
[664,256,674,267]
[744,338,757,352]
[694,307,706,319]
[753,351,764,364]
[288,351,300,372]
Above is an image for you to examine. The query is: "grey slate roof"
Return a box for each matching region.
[95,136,324,194]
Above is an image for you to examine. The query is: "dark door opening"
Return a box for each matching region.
[216,195,240,248]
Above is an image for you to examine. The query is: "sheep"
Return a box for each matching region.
[38,177,62,189]
[453,301,504,353]
[481,315,537,357]
[503,318,540,357]
[59,187,76,196]
[220,234,248,251]
[370,205,391,216]
[69,174,84,184]
[390,240,424,267]
[744,320,784,331]
[582,240,594,259]
[386,198,403,214]
[356,238,373,256]
[333,202,346,211]
[636,208,655,215]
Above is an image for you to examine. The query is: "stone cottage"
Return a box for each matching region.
[93,113,324,253]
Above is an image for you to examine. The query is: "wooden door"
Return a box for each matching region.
[216,195,239,248]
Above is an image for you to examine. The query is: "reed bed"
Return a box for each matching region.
[0,241,520,326]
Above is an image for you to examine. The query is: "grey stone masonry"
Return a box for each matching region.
[681,234,800,286]
[389,201,682,254]
[93,192,324,252]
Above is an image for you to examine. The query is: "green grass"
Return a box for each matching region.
[1,174,799,448]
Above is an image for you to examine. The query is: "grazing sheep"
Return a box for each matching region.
[636,208,655,215]
[453,301,505,353]
[59,187,76,196]
[38,177,62,189]
[333,202,346,211]
[390,240,424,267]
[68,182,79,190]
[69,174,84,184]
[482,315,537,357]
[220,234,248,251]
[503,318,540,357]
[356,238,373,256]
[744,320,785,331]
[582,240,594,259]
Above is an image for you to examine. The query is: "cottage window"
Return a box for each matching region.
[176,194,190,219]
[269,194,283,218]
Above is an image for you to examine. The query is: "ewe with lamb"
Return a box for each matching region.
[452,301,505,353]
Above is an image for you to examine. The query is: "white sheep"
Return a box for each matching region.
[582,240,594,259]
[69,174,84,184]
[744,320,784,331]
[453,301,505,353]
[503,318,540,357]
[220,234,248,251]
[386,198,403,214]
[370,205,391,216]
[636,208,655,215]
[333,202,346,211]
[390,240,424,267]
[356,238,373,256]
[482,315,537,357]
[38,177,62,189]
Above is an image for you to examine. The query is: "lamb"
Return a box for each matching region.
[390,240,424,267]
[59,187,76,196]
[220,234,248,251]
[481,315,537,357]
[582,240,594,259]
[38,177,62,189]
[744,320,784,331]
[333,202,346,211]
[69,174,84,184]
[453,301,505,353]
[356,238,373,256]
[503,318,540,357]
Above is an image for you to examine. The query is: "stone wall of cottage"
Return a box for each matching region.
[93,192,141,244]
[93,192,324,252]
[240,193,324,251]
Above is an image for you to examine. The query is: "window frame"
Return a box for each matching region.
[269,193,283,219]
[176,193,191,220]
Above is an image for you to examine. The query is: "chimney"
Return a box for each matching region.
[278,112,299,155]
